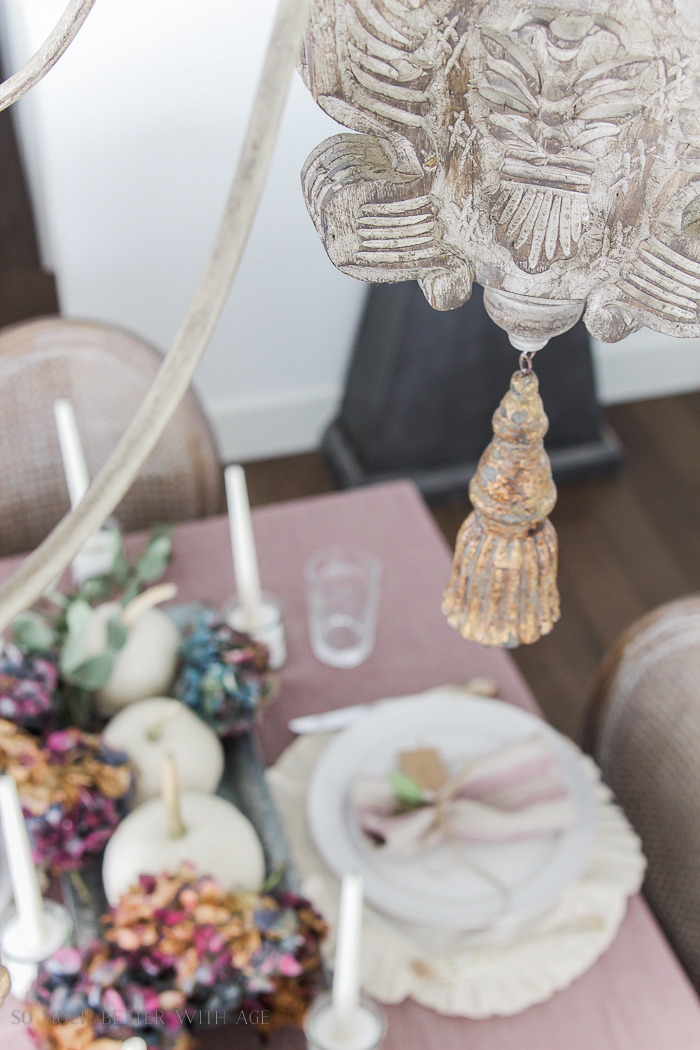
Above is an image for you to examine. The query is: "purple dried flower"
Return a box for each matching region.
[102,987,127,1018]
[44,947,82,976]
[10,727,133,875]
[46,729,77,752]
[0,643,58,734]
[28,871,326,1049]
[279,954,303,977]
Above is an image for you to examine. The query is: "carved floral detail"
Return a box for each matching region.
[301,0,700,345]
[471,17,653,273]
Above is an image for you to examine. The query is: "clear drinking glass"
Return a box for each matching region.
[305,546,381,668]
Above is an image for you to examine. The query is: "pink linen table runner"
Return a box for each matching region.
[1,481,699,1050]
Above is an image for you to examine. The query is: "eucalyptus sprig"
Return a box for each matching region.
[78,524,173,606]
[9,524,174,728]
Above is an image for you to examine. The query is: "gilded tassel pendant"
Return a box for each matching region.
[442,369,560,648]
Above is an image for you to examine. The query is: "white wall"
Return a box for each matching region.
[2,0,700,465]
[0,0,366,461]
[592,330,700,406]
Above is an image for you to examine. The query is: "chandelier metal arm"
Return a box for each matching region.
[0,0,97,113]
[0,0,312,630]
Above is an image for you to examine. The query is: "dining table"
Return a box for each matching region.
[1,479,700,1050]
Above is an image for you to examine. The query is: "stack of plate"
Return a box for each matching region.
[308,692,597,930]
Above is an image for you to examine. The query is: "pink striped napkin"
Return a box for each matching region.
[353,736,575,858]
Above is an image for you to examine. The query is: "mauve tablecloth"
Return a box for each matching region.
[1,481,699,1050]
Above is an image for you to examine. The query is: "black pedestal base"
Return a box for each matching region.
[324,419,622,501]
[323,282,623,500]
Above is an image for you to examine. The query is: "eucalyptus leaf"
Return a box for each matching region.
[389,770,424,808]
[65,652,114,691]
[12,612,55,654]
[112,542,130,587]
[262,864,288,893]
[106,616,128,653]
[79,575,113,604]
[120,578,141,607]
[60,598,94,674]
[66,597,93,635]
[134,531,172,584]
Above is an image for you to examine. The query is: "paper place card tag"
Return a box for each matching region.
[399,749,448,791]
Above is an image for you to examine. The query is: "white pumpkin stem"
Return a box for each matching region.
[146,701,183,743]
[122,582,178,629]
[162,753,186,839]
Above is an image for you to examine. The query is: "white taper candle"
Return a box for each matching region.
[53,399,119,587]
[0,776,47,952]
[53,398,90,509]
[225,464,263,631]
[332,872,363,1029]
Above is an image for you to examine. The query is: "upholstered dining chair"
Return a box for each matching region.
[0,317,224,556]
[587,595,700,991]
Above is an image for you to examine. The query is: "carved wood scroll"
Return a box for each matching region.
[300,1,700,350]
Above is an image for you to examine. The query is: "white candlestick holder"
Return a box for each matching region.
[71,524,119,586]
[0,898,73,1000]
[304,991,387,1050]
[224,591,287,669]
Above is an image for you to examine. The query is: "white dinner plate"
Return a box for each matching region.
[307,690,597,930]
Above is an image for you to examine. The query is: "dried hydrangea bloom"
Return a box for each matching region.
[175,613,277,736]
[0,642,58,734]
[0,719,132,873]
[28,868,326,1049]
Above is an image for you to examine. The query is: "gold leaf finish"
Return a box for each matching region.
[442,371,560,648]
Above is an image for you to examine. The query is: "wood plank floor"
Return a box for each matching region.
[243,396,700,744]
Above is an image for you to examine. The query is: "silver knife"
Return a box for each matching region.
[288,704,379,734]
[288,679,498,735]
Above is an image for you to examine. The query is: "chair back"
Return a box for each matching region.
[588,595,700,990]
[0,317,223,556]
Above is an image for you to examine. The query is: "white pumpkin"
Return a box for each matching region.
[102,790,265,905]
[83,590,181,717]
[102,698,224,806]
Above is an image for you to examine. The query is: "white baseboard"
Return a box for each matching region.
[204,332,700,465]
[205,384,343,463]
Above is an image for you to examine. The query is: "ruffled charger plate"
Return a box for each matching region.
[267,687,646,1018]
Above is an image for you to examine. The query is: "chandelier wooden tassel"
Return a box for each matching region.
[442,367,560,648]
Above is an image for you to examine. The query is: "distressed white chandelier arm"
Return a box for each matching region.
[0,0,96,113]
[0,0,312,630]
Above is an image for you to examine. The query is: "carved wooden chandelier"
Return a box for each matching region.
[0,0,699,649]
[301,0,700,349]
[300,0,700,645]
